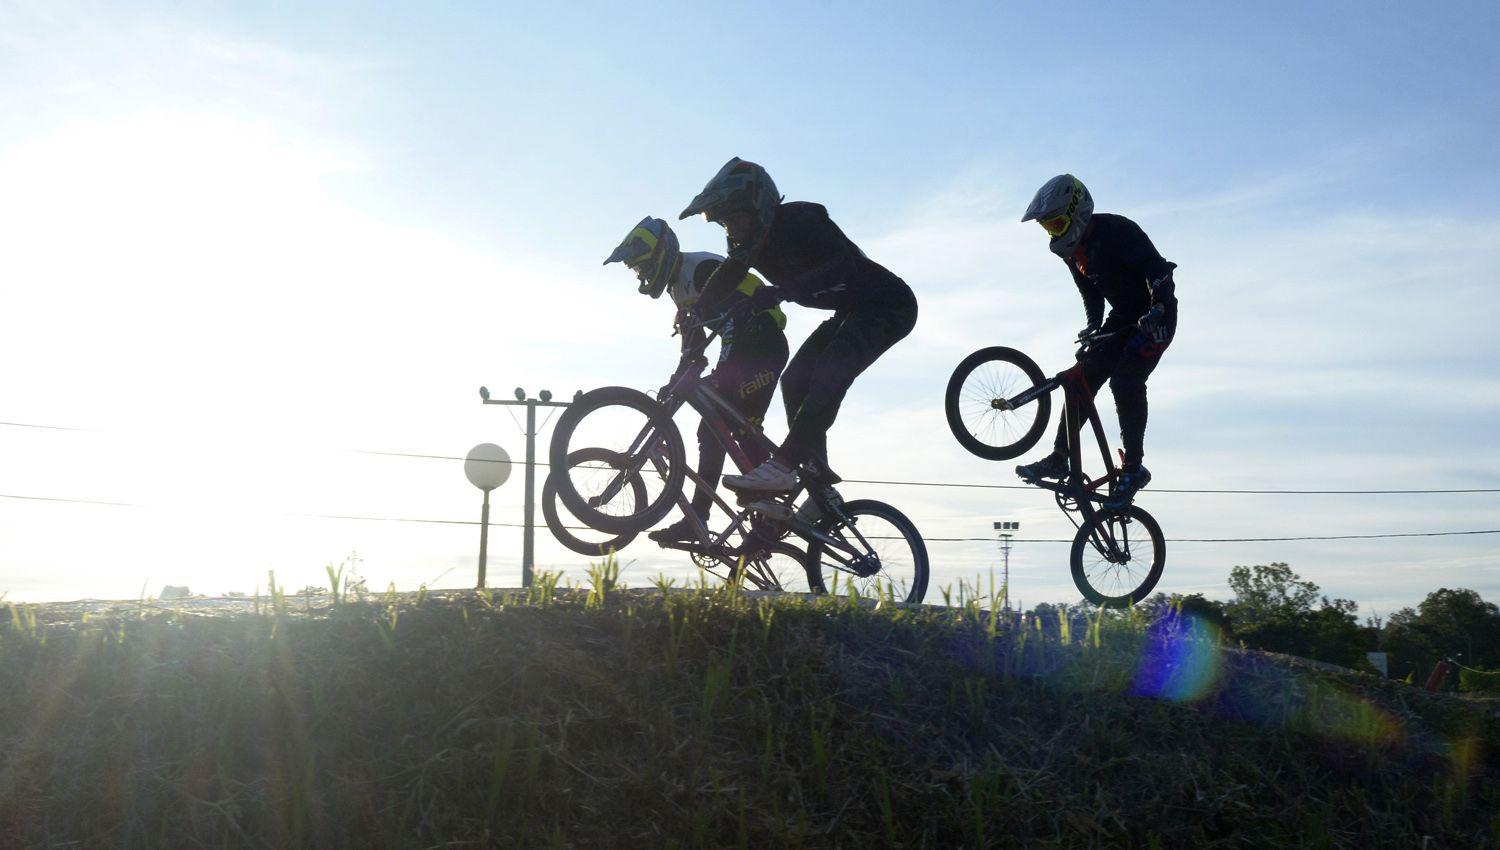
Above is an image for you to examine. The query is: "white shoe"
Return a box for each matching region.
[723,459,797,493]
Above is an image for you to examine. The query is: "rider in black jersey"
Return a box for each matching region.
[1013,175,1178,508]
[679,158,918,494]
[604,217,789,542]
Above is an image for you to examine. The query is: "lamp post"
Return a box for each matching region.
[479,386,571,588]
[464,443,512,588]
[993,520,1020,616]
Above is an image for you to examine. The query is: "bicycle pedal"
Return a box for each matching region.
[744,499,793,522]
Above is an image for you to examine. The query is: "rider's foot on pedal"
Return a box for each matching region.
[1015,452,1069,482]
[1104,464,1151,509]
[648,512,705,544]
[723,459,797,493]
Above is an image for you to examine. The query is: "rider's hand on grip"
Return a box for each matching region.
[1076,322,1102,343]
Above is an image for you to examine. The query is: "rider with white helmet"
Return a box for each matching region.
[604,216,788,542]
[1015,175,1179,508]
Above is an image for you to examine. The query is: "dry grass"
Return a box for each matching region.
[1,577,1496,849]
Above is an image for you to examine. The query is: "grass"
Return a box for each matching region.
[1,576,1497,849]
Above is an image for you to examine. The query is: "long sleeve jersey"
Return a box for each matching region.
[698,201,914,317]
[1065,213,1177,332]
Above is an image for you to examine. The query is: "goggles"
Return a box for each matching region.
[1038,215,1071,238]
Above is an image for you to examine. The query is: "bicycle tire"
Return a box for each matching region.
[727,541,816,594]
[1070,504,1166,608]
[806,499,929,604]
[944,346,1051,461]
[548,386,687,535]
[541,447,648,556]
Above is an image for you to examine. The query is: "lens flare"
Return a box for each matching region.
[1131,610,1224,703]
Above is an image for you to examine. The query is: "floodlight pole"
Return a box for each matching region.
[481,388,570,588]
[993,521,1020,616]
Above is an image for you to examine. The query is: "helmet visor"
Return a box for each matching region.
[1038,215,1071,238]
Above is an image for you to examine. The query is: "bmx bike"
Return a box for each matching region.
[944,331,1165,607]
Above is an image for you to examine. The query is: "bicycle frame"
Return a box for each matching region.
[1008,345,1124,530]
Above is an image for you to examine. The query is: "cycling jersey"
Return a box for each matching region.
[1066,213,1177,332]
[665,253,789,519]
[1054,212,1179,467]
[699,202,915,316]
[695,200,917,471]
[671,251,786,333]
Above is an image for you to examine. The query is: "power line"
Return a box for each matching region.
[5,490,1499,544]
[4,420,1499,497]
[841,477,1500,496]
[0,421,99,432]
[919,529,1500,543]
[0,493,144,507]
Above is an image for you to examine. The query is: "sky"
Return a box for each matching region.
[1,1,1497,616]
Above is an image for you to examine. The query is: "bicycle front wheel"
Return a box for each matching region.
[542,448,647,556]
[548,386,686,535]
[807,499,929,604]
[945,346,1051,461]
[1070,504,1166,608]
[729,541,816,595]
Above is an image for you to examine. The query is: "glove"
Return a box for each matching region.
[747,285,783,311]
[1137,303,1171,344]
[1076,322,1102,342]
[658,356,706,399]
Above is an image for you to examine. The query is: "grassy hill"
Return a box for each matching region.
[2,579,1496,848]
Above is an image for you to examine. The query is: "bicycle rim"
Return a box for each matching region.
[808,499,929,604]
[548,387,685,535]
[945,347,1050,461]
[541,448,647,556]
[733,542,815,594]
[1070,504,1165,607]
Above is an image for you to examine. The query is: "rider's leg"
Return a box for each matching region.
[655,321,789,538]
[1102,322,1173,508]
[777,304,916,470]
[1109,319,1173,466]
[1018,335,1125,479]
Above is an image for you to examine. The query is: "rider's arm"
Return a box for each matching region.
[676,310,707,359]
[1069,262,1106,329]
[695,242,757,319]
[1121,219,1178,308]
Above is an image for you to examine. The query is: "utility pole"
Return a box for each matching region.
[480,386,570,588]
[994,521,1019,617]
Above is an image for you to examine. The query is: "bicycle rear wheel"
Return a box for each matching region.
[1070,504,1166,608]
[806,499,929,604]
[548,386,686,535]
[945,346,1051,461]
[542,448,647,556]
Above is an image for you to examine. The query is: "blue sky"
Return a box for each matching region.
[1,1,1497,613]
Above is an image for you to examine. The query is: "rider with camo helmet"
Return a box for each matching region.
[604,216,788,543]
[1014,174,1179,508]
[680,158,918,494]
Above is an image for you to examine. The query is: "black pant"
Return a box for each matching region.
[691,314,788,513]
[1052,311,1176,465]
[777,299,918,469]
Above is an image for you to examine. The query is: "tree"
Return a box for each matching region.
[1224,563,1374,668]
[1225,562,1320,629]
[1381,588,1500,680]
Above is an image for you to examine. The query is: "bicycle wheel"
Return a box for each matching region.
[944,346,1051,461]
[806,499,929,604]
[548,386,687,535]
[727,541,816,594]
[541,448,647,556]
[1070,504,1166,608]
